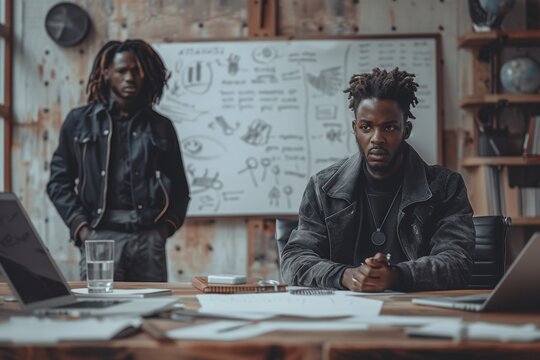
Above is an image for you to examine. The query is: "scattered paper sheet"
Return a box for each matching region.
[342,315,462,326]
[196,310,275,321]
[0,316,141,344]
[335,290,406,296]
[167,320,370,341]
[197,292,383,318]
[71,288,172,298]
[408,321,540,342]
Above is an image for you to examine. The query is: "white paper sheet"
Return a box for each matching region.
[197,293,383,318]
[0,317,141,344]
[195,310,275,321]
[408,321,540,342]
[167,320,370,341]
[335,290,406,296]
[71,288,172,298]
[342,315,462,326]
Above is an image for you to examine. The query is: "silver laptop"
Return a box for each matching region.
[0,192,179,316]
[412,234,540,312]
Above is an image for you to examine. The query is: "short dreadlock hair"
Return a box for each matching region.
[344,67,419,120]
[86,39,170,106]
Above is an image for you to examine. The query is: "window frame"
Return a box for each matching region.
[0,0,12,191]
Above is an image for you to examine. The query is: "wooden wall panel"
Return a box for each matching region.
[13,0,472,281]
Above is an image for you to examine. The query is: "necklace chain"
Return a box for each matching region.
[364,183,403,231]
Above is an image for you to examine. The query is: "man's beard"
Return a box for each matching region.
[356,138,407,177]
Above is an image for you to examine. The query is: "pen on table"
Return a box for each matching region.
[217,321,260,333]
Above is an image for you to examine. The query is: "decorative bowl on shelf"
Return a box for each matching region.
[500,56,540,94]
[468,0,515,32]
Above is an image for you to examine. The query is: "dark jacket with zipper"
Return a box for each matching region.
[280,145,475,291]
[47,102,190,242]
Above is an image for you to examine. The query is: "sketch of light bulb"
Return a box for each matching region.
[269,186,280,206]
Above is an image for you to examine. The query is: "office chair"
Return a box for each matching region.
[469,215,511,289]
[275,218,299,264]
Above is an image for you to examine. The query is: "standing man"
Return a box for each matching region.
[47,39,190,282]
[281,68,475,292]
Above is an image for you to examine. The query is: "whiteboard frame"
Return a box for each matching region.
[155,34,443,219]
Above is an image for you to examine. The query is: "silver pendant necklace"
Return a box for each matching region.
[364,183,403,246]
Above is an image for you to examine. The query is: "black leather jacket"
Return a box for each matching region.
[281,145,475,291]
[47,103,190,240]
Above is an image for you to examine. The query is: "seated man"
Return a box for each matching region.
[281,68,475,292]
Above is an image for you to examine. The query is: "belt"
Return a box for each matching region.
[99,209,156,233]
[99,222,156,233]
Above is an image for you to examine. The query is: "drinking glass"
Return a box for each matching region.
[85,240,114,293]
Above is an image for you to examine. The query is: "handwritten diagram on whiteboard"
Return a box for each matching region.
[153,38,439,216]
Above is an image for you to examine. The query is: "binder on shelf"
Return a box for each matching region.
[192,276,287,294]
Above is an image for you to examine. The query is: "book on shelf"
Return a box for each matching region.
[523,116,540,157]
[477,165,540,218]
[520,188,540,217]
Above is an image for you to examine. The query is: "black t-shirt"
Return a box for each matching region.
[354,162,407,266]
[106,103,142,211]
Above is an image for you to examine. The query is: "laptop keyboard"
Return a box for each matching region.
[54,300,127,309]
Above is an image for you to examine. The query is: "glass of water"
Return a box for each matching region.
[85,240,114,293]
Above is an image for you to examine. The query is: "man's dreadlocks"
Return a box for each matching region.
[86,39,169,106]
[344,67,419,120]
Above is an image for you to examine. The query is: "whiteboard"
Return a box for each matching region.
[153,38,440,216]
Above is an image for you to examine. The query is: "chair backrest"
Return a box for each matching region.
[275,218,299,263]
[469,215,511,289]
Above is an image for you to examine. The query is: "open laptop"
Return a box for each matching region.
[412,234,540,312]
[0,192,179,316]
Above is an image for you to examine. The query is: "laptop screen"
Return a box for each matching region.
[0,193,71,304]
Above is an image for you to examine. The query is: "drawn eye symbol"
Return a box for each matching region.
[252,46,277,64]
[181,135,227,160]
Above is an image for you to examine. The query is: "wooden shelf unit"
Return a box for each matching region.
[463,156,540,167]
[511,217,540,226]
[458,30,540,48]
[459,29,540,225]
[460,94,540,108]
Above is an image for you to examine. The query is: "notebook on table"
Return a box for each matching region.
[0,192,180,317]
[192,276,287,294]
[412,234,540,312]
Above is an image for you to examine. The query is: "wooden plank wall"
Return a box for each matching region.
[12,0,489,281]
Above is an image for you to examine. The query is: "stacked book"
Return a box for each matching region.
[523,116,540,156]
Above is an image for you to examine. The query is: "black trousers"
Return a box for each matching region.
[79,228,168,282]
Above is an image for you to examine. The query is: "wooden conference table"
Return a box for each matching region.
[1,282,539,359]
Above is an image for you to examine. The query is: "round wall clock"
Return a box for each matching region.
[45,2,91,47]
